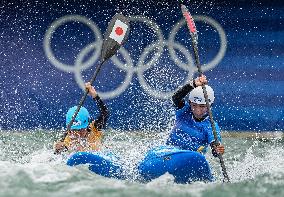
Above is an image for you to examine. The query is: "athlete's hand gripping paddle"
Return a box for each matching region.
[59,13,130,144]
[180,3,230,183]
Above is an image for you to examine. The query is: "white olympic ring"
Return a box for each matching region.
[43,15,102,72]
[168,15,227,71]
[43,14,227,99]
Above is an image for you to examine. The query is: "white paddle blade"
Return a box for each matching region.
[101,13,130,61]
[109,19,129,44]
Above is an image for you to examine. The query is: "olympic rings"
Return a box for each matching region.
[43,14,227,99]
[75,46,135,99]
[43,15,102,72]
[168,15,227,72]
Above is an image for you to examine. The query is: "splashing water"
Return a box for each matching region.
[0,130,283,197]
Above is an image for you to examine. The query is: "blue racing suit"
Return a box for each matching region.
[166,82,222,154]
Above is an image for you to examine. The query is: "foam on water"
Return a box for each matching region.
[228,141,284,182]
[0,130,284,197]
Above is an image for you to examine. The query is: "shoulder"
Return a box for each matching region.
[202,118,219,127]
[176,101,191,116]
[202,119,221,135]
[88,125,103,136]
[88,129,103,142]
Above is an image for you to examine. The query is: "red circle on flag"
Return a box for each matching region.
[115,27,123,36]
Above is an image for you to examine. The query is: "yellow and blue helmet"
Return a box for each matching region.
[66,106,90,130]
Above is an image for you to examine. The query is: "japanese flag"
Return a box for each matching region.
[109,19,128,44]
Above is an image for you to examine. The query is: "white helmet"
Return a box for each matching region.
[189,85,215,105]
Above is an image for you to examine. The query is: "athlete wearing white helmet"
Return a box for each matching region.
[166,75,225,156]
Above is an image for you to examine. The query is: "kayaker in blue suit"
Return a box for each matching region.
[54,82,109,154]
[166,75,225,156]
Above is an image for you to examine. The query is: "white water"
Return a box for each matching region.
[0,131,283,197]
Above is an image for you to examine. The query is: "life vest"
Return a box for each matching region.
[63,120,103,152]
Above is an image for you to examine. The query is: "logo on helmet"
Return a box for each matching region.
[189,85,215,105]
[193,97,202,103]
[72,120,82,127]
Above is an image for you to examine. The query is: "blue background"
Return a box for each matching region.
[0,0,283,131]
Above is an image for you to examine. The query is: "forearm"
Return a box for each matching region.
[93,95,109,129]
[172,80,196,108]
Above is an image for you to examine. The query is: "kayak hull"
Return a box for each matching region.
[66,146,214,184]
[137,146,214,184]
[67,151,124,179]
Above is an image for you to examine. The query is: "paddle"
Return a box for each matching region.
[59,13,130,142]
[180,3,230,183]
